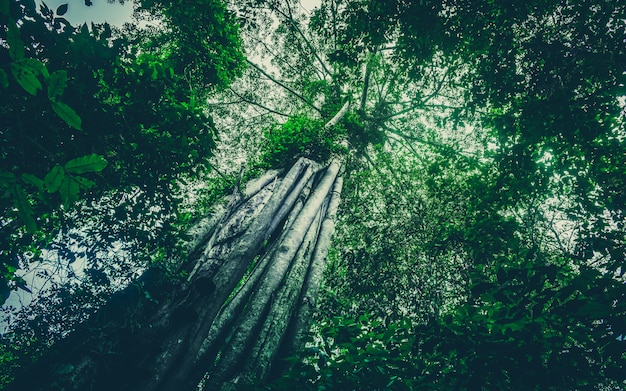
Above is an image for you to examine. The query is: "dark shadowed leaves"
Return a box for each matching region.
[47,70,68,101]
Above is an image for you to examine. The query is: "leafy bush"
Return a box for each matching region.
[257,115,344,169]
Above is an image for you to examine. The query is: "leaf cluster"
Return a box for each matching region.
[0,0,245,294]
[0,0,245,380]
[266,314,416,391]
[138,0,245,89]
[343,110,386,154]
[257,115,345,169]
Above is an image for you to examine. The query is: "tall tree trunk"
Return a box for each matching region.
[7,156,344,391]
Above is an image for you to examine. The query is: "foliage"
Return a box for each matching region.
[1,0,625,389]
[0,0,244,386]
[317,145,470,323]
[264,143,626,390]
[138,0,245,90]
[257,115,344,169]
[211,0,626,388]
[0,0,243,293]
[342,111,386,153]
[265,314,417,391]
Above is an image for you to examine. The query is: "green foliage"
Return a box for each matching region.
[265,315,416,391]
[311,0,450,77]
[271,271,625,390]
[0,153,106,235]
[342,111,386,154]
[0,0,245,385]
[267,146,626,390]
[257,115,344,169]
[138,0,245,89]
[1,0,625,389]
[5,30,81,130]
[0,0,245,292]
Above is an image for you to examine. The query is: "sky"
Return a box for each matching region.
[36,0,322,27]
[37,0,134,26]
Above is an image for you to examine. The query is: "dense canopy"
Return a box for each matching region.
[1,0,625,389]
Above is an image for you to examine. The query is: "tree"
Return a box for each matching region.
[4,155,343,390]
[2,0,626,389]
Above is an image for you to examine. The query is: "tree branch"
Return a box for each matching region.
[421,66,451,105]
[324,101,350,129]
[246,59,323,114]
[359,54,373,111]
[373,67,453,121]
[249,34,325,82]
[384,124,453,152]
[274,4,334,79]
[387,133,427,164]
[228,88,290,118]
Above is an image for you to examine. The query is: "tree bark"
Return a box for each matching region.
[6,156,344,391]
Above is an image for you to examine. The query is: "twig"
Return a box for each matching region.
[247,59,323,114]
[275,5,334,78]
[228,88,290,118]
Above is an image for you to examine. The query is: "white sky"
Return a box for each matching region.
[36,0,322,27]
[37,0,134,25]
[299,0,321,12]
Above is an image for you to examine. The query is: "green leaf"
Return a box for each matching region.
[51,100,82,130]
[11,61,42,95]
[0,172,16,184]
[21,173,44,191]
[56,3,68,16]
[64,154,108,174]
[44,165,65,193]
[47,70,68,101]
[59,176,80,207]
[0,69,8,89]
[11,184,36,233]
[72,175,96,189]
[25,58,49,78]
[7,24,24,61]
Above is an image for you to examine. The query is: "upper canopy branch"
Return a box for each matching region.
[325,101,351,129]
[371,66,453,122]
[359,52,374,111]
[228,88,291,118]
[272,2,334,79]
[246,59,323,114]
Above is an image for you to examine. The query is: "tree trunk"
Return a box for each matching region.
[7,156,344,391]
